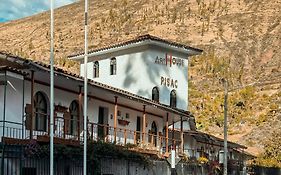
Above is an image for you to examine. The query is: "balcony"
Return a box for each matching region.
[0,117,182,157]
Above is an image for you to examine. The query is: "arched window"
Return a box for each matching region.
[69,100,79,136]
[93,61,99,78]
[110,57,116,75]
[152,87,159,102]
[34,91,48,131]
[170,90,177,108]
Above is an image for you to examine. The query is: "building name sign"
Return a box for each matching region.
[161,76,178,89]
[155,54,184,67]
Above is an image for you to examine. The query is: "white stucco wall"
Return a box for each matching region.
[81,49,189,110]
[0,72,25,140]
[0,70,167,144]
[5,73,24,125]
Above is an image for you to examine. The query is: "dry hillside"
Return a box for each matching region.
[0,0,281,157]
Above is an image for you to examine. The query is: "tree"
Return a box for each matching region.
[253,131,281,168]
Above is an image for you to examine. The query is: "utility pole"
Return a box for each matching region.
[223,78,228,175]
[49,0,54,175]
[83,0,88,174]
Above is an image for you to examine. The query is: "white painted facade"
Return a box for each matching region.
[0,69,167,145]
[80,48,189,110]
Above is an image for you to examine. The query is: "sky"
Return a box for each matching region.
[0,0,76,22]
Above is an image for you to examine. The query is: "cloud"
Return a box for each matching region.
[0,0,76,22]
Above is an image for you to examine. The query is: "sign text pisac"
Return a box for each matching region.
[161,77,178,89]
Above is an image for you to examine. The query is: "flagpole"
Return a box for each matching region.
[50,0,54,175]
[83,0,88,174]
[223,79,228,175]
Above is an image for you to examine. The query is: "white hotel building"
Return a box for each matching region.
[0,35,247,174]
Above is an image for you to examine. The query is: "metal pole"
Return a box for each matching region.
[50,0,54,174]
[2,71,7,138]
[223,79,228,175]
[83,0,88,174]
[186,58,189,111]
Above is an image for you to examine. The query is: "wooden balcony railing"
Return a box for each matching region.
[0,118,183,156]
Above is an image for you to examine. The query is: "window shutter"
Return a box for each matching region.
[64,112,71,134]
[25,104,32,130]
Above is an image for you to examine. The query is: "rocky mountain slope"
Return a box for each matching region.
[0,0,281,156]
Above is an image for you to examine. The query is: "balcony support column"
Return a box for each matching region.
[78,85,82,140]
[180,116,184,154]
[2,71,7,138]
[172,117,175,150]
[30,71,34,139]
[165,113,169,153]
[142,105,146,144]
[114,96,118,143]
[22,77,25,139]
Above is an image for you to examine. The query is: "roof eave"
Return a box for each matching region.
[69,40,203,61]
[69,40,150,61]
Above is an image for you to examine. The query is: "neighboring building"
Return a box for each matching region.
[0,35,249,174]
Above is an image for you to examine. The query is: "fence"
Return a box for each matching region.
[0,144,83,175]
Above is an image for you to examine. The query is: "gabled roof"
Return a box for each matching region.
[185,130,247,149]
[0,51,192,118]
[68,34,203,60]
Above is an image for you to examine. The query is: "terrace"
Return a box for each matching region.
[1,116,183,157]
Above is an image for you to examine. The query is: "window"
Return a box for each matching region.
[93,61,99,78]
[34,91,48,131]
[125,113,129,119]
[69,100,79,135]
[170,90,177,108]
[152,87,159,102]
[110,57,116,75]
